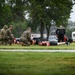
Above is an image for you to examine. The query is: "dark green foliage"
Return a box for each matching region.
[0,0,28,37]
[0,3,13,28]
[0,0,74,39]
[27,0,74,40]
[9,21,27,37]
[0,0,27,28]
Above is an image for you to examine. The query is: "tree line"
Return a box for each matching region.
[0,0,75,40]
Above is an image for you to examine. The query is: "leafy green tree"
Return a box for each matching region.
[0,0,74,40]
[0,0,28,37]
[27,0,74,41]
[27,0,47,41]
[0,1,12,28]
[7,0,27,21]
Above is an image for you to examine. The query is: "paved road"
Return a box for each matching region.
[0,50,75,52]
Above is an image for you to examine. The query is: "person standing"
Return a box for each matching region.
[20,27,31,46]
[5,25,14,45]
[0,25,8,44]
[56,25,65,42]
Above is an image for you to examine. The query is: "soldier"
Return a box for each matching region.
[0,25,8,44]
[5,25,14,45]
[56,25,65,42]
[20,27,31,46]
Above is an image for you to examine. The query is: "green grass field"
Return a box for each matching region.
[0,52,75,75]
[0,43,75,50]
[0,43,75,75]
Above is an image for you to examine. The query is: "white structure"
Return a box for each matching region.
[72,31,75,41]
[31,33,47,38]
[31,33,40,38]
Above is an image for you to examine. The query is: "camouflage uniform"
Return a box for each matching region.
[0,25,8,44]
[20,27,31,46]
[5,26,14,45]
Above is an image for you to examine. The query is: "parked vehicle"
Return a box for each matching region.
[72,31,75,41]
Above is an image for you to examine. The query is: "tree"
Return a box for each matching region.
[0,0,29,37]
[26,0,45,41]
[44,0,73,31]
[0,0,12,28]
[0,0,74,39]
[27,0,74,41]
[7,0,27,21]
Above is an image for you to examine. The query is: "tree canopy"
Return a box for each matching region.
[0,0,74,38]
[27,0,74,40]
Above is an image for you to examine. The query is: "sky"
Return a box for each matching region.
[70,5,75,22]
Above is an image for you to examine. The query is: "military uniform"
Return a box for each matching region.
[0,25,8,44]
[5,28,14,45]
[0,28,6,44]
[20,30,31,46]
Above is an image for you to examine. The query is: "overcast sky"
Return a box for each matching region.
[70,5,75,22]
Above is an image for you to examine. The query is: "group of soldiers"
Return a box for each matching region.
[0,25,73,46]
[0,26,32,46]
[0,25,14,45]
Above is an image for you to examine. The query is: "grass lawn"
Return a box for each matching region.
[0,52,75,75]
[0,43,75,50]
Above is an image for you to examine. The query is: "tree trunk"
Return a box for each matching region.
[40,21,44,41]
[46,25,50,41]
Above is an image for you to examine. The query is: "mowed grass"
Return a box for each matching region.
[0,43,75,50]
[0,52,75,75]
